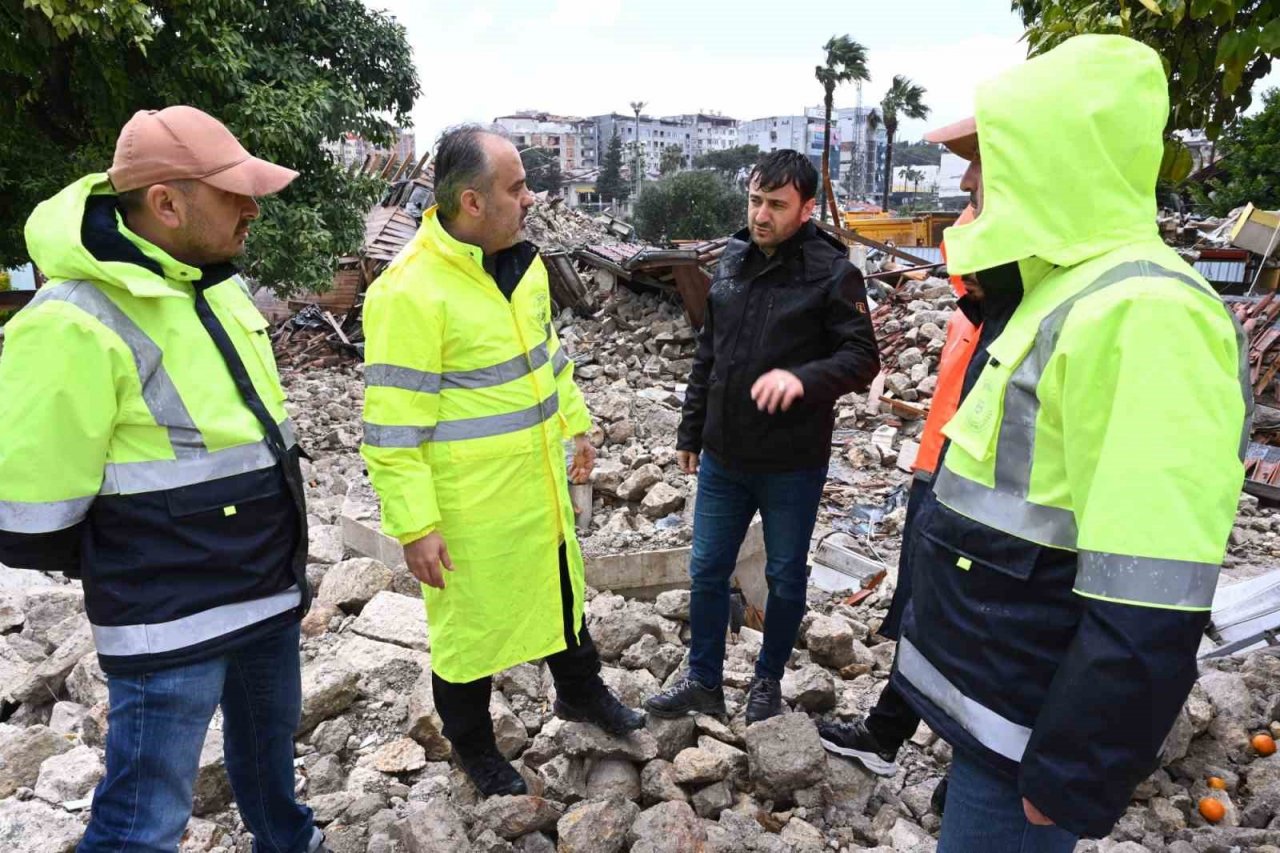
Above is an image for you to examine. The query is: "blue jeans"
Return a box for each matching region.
[687,452,827,687]
[939,751,1079,853]
[80,622,317,853]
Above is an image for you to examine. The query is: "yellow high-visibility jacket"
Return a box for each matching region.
[361,207,592,683]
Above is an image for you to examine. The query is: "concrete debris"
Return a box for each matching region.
[4,264,1280,853]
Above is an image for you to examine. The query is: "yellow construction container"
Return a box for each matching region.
[841,211,958,248]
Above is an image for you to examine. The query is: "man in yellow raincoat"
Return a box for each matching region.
[361,126,644,796]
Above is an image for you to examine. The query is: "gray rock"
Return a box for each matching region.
[0,591,25,633]
[65,652,108,707]
[0,797,85,852]
[305,753,346,795]
[535,753,587,803]
[804,614,856,669]
[586,758,641,800]
[640,759,687,804]
[309,791,357,825]
[695,736,748,782]
[779,817,826,852]
[512,832,556,853]
[691,780,733,819]
[655,590,691,621]
[396,800,469,853]
[617,464,662,501]
[1242,781,1280,828]
[889,818,935,851]
[641,483,685,519]
[47,701,89,738]
[33,744,104,802]
[180,816,233,851]
[1200,670,1255,759]
[351,591,428,650]
[629,801,707,853]
[673,746,731,786]
[318,558,393,612]
[371,737,427,774]
[300,659,359,733]
[745,713,827,798]
[6,618,94,704]
[646,714,697,761]
[308,524,346,565]
[406,671,452,760]
[781,664,836,712]
[333,635,430,698]
[524,720,660,768]
[585,611,668,662]
[311,717,354,756]
[589,459,628,497]
[0,723,73,798]
[193,728,232,816]
[472,795,563,839]
[19,588,83,644]
[491,692,529,760]
[557,797,640,853]
[601,666,660,708]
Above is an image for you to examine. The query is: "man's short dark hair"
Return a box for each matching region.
[749,150,818,203]
[116,179,195,216]
[433,124,503,221]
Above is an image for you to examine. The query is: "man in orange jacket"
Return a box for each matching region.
[817,205,980,778]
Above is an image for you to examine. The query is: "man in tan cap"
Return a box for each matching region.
[0,106,324,851]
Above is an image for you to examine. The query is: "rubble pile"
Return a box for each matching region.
[523,201,626,253]
[5,522,1280,853]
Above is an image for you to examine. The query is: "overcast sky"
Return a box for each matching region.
[365,0,1279,151]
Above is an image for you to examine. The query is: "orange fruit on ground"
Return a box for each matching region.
[1199,797,1226,823]
[1208,777,1227,790]
[1253,733,1277,756]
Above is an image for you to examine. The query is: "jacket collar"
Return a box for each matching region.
[83,196,237,296]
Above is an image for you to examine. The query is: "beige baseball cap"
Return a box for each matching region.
[108,106,298,196]
[925,116,978,161]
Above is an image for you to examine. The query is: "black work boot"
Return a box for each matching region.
[816,718,901,777]
[455,745,528,797]
[644,676,727,719]
[554,682,646,736]
[744,676,783,724]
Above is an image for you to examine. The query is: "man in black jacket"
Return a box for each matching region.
[646,150,879,724]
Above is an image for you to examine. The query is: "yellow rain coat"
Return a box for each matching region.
[360,207,592,683]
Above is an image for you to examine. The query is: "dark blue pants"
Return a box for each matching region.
[687,452,827,687]
[80,622,316,853]
[939,750,1080,852]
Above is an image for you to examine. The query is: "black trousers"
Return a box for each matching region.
[432,544,602,755]
[867,472,931,750]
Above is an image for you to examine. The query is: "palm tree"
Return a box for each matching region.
[879,75,930,212]
[814,35,870,223]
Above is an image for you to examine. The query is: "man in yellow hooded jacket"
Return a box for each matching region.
[887,35,1250,849]
[361,126,644,797]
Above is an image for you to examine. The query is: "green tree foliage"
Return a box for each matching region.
[660,144,685,176]
[597,131,630,203]
[520,147,563,195]
[880,75,930,212]
[693,144,761,174]
[1015,1,1280,149]
[1197,87,1280,214]
[815,35,870,222]
[633,171,745,244]
[0,0,419,295]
